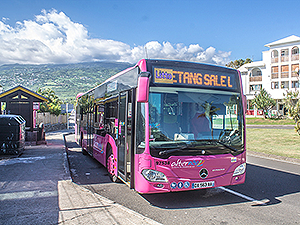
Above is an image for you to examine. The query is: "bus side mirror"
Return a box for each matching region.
[137,72,150,102]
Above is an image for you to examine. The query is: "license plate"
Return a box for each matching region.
[192,181,215,189]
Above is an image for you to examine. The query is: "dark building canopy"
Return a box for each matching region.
[0,85,47,130]
[0,85,48,102]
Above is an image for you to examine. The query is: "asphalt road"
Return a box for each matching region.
[65,135,300,225]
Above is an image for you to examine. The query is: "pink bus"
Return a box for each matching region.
[75,59,246,194]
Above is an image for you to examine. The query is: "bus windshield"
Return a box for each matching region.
[148,87,244,158]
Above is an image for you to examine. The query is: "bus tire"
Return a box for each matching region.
[80,132,83,147]
[82,147,88,155]
[106,144,119,183]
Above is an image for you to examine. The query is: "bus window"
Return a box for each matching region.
[136,102,146,154]
[98,105,105,129]
[104,98,118,138]
[94,104,105,136]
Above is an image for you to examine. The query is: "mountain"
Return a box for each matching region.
[0,61,133,101]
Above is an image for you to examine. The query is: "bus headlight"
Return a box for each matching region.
[141,169,168,182]
[233,163,246,176]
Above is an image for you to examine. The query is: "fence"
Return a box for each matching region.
[36,112,67,125]
[36,112,67,132]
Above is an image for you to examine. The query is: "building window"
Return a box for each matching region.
[281,49,289,62]
[250,84,262,91]
[241,71,248,76]
[251,68,262,76]
[281,65,289,78]
[292,47,299,61]
[250,68,262,82]
[271,66,279,79]
[292,81,299,88]
[271,50,279,63]
[292,64,299,77]
[281,81,289,89]
[271,82,279,89]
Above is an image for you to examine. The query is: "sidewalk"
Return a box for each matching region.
[0,130,161,225]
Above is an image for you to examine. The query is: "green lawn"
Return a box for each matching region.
[246,117,295,125]
[246,128,300,159]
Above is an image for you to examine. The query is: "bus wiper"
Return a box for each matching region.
[214,140,239,152]
[158,145,189,156]
[194,139,239,153]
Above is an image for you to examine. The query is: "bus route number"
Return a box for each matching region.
[156,161,170,166]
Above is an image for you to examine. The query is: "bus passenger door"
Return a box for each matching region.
[87,96,94,155]
[118,91,131,183]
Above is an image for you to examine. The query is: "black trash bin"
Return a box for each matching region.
[0,115,26,155]
[37,123,45,141]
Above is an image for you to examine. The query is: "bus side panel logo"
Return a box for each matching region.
[154,68,174,84]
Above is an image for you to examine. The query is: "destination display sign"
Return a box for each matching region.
[153,67,238,90]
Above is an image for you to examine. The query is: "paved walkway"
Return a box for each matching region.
[0,130,161,225]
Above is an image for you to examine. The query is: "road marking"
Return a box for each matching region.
[0,156,47,166]
[218,187,269,205]
[0,190,58,200]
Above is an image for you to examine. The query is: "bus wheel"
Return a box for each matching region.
[82,147,88,155]
[106,145,119,182]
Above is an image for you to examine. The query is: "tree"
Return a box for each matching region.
[76,94,90,114]
[251,88,276,118]
[37,88,62,116]
[283,90,300,135]
[225,58,253,69]
[201,101,220,138]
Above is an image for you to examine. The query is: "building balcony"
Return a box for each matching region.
[292,72,299,78]
[249,76,262,82]
[271,73,279,79]
[271,58,278,63]
[291,55,299,61]
[281,72,289,78]
[281,56,289,62]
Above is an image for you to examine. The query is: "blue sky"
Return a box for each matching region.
[1,0,300,65]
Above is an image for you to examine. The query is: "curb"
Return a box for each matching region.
[247,151,300,165]
[62,132,75,181]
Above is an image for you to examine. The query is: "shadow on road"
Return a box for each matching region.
[64,134,112,185]
[63,134,300,210]
[142,163,300,209]
[230,163,300,206]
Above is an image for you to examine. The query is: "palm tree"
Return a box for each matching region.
[224,95,238,130]
[201,101,220,138]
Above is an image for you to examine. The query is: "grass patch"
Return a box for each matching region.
[247,128,300,159]
[246,117,295,125]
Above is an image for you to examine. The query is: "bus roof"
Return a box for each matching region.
[77,59,240,100]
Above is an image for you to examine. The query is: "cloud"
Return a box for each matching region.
[0,9,231,65]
